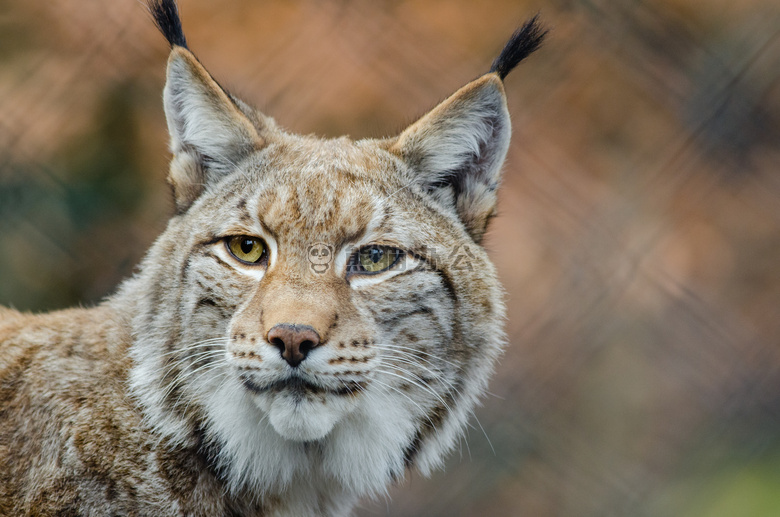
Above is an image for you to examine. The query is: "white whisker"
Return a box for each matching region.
[373,366,454,416]
[367,377,440,436]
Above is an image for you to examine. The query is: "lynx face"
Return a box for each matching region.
[123,0,545,506]
[176,139,483,447]
[129,116,506,493]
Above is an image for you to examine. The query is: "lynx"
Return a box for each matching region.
[0,1,545,515]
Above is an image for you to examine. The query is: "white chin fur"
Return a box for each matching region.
[258,391,354,442]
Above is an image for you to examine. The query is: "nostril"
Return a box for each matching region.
[299,340,314,354]
[270,337,285,352]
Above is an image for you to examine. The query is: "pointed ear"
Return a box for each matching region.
[163,47,263,211]
[390,74,511,243]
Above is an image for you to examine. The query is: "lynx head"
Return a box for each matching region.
[127,0,545,500]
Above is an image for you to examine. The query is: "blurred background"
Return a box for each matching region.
[2,0,780,515]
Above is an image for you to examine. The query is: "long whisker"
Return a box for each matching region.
[157,337,227,357]
[376,348,494,456]
[375,352,492,454]
[170,359,230,409]
[373,366,454,415]
[152,348,226,376]
[373,349,450,380]
[152,349,227,389]
[179,362,233,416]
[372,344,462,395]
[471,410,496,456]
[388,366,474,461]
[375,353,460,395]
[156,351,227,401]
[373,342,462,371]
[365,377,441,436]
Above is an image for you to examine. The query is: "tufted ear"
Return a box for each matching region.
[391,74,511,243]
[148,0,264,211]
[390,16,546,242]
[162,47,263,211]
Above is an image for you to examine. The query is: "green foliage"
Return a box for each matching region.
[683,454,780,517]
[0,83,147,311]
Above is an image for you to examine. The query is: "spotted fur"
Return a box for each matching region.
[0,1,545,515]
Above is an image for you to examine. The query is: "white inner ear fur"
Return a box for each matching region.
[392,74,511,240]
[163,47,260,178]
[395,75,510,186]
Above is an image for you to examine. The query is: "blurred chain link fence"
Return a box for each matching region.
[2,0,780,515]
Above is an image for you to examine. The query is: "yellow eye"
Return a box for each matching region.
[227,236,266,264]
[356,246,401,274]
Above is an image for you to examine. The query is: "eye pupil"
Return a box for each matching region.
[241,239,255,254]
[369,247,383,263]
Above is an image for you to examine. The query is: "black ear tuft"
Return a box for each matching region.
[148,0,188,49]
[489,15,548,80]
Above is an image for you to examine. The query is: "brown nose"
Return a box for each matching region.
[267,324,321,367]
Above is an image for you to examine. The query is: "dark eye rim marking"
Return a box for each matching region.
[224,235,269,266]
[347,245,405,276]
